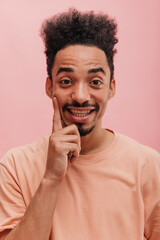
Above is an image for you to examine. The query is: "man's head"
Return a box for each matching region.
[41,8,118,137]
[40,8,118,83]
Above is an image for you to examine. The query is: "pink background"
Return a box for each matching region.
[0,0,160,158]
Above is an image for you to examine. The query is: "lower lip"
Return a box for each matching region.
[67,110,94,123]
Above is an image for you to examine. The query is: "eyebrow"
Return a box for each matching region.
[88,68,106,75]
[56,67,106,76]
[56,67,74,76]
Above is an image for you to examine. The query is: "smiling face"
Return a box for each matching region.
[46,45,115,137]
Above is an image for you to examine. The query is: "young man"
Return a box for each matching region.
[0,8,160,240]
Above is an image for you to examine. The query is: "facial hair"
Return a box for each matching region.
[62,101,99,136]
[75,123,95,136]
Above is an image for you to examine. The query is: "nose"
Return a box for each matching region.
[71,83,90,104]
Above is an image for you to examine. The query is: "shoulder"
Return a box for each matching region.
[116,132,159,157]
[0,135,49,170]
[116,132,160,168]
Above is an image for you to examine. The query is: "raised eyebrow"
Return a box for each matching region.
[88,68,106,75]
[56,67,74,76]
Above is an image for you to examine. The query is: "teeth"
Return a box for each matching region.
[70,109,91,117]
[71,109,90,114]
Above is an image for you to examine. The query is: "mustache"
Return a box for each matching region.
[62,101,99,112]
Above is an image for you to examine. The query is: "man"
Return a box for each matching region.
[0,8,160,240]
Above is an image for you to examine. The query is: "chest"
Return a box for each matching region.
[51,164,144,240]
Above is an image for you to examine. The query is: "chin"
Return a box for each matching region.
[76,123,95,137]
[62,117,96,136]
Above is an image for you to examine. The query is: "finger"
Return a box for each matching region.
[64,143,79,161]
[60,134,79,143]
[60,125,81,149]
[60,124,79,136]
[60,135,81,151]
[52,97,63,133]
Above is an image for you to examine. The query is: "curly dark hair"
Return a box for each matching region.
[40,8,118,82]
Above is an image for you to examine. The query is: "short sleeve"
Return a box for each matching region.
[0,152,26,232]
[142,149,160,240]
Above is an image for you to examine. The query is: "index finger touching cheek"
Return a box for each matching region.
[52,97,63,133]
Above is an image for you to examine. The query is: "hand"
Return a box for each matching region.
[44,97,81,182]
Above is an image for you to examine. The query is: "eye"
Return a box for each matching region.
[59,79,73,87]
[89,79,103,87]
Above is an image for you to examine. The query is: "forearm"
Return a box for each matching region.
[5,177,61,240]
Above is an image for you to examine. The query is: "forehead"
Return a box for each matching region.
[52,45,109,72]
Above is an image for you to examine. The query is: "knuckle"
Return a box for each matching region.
[73,143,79,153]
[70,124,77,130]
[49,134,56,143]
[49,134,53,140]
[74,135,79,141]
[54,144,60,153]
[72,125,79,134]
[76,145,79,152]
[49,135,58,148]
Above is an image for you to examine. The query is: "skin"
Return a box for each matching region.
[0,44,115,240]
[46,44,116,156]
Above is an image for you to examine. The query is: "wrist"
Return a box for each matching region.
[43,173,63,187]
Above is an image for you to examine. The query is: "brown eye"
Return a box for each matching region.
[90,80,102,86]
[59,79,73,86]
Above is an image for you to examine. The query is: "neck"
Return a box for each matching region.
[80,123,114,155]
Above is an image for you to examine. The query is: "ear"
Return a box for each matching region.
[108,79,116,100]
[45,77,53,99]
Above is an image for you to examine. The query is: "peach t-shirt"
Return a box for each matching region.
[0,132,160,240]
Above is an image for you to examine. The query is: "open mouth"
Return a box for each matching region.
[68,109,94,117]
[67,108,95,117]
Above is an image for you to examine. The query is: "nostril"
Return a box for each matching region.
[71,91,90,103]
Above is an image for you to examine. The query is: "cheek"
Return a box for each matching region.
[53,84,69,98]
[52,89,69,116]
[52,87,66,102]
[96,93,108,117]
[99,100,108,116]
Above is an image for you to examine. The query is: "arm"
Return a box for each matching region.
[0,178,60,240]
[143,150,160,240]
[2,178,61,240]
[0,97,80,240]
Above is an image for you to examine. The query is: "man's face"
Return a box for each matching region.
[46,45,115,136]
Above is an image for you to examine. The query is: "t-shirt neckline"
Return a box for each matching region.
[73,130,119,165]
